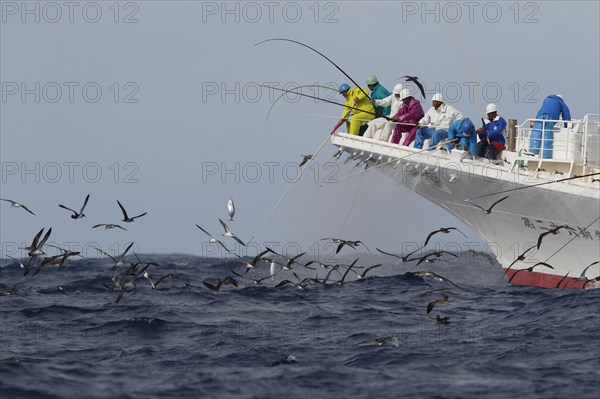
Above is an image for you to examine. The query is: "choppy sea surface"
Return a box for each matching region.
[1,252,599,399]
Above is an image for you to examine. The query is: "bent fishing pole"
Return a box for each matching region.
[261,85,420,129]
[255,38,373,104]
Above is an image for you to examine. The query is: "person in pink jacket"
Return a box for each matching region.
[391,89,425,145]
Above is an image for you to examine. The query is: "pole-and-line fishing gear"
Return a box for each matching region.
[255,38,372,104]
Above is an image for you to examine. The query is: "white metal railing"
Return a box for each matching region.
[515,113,600,165]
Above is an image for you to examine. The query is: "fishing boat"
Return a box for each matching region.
[331,114,600,289]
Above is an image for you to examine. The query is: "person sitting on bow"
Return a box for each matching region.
[390,89,425,146]
[475,103,507,161]
[330,83,376,136]
[413,93,463,150]
[366,75,391,117]
[363,83,403,141]
[446,118,477,158]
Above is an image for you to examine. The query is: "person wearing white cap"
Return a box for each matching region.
[390,89,425,145]
[475,103,507,161]
[363,83,403,141]
[413,93,464,150]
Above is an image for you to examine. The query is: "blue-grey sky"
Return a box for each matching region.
[1,1,599,259]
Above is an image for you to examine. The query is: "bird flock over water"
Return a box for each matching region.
[2,192,599,308]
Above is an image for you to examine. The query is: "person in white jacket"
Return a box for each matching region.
[363,83,403,141]
[413,93,464,149]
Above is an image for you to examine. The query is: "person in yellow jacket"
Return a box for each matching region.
[330,83,376,135]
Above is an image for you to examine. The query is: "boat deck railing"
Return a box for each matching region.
[515,113,600,167]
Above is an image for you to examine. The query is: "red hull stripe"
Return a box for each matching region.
[503,269,590,289]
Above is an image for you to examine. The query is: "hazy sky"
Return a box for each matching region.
[1,1,599,260]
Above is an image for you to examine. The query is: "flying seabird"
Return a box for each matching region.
[339,258,360,286]
[144,273,177,289]
[299,155,313,167]
[0,198,35,215]
[219,218,246,247]
[227,198,235,221]
[435,315,450,324]
[504,244,537,275]
[195,224,231,253]
[356,263,384,279]
[22,227,52,257]
[58,194,90,219]
[117,200,147,222]
[376,247,417,263]
[400,75,426,99]
[31,254,69,277]
[416,250,458,266]
[320,238,369,254]
[555,271,571,289]
[576,261,599,282]
[203,276,239,291]
[231,269,282,285]
[276,273,323,289]
[422,227,468,248]
[427,295,449,314]
[464,195,509,214]
[92,224,128,231]
[536,225,578,249]
[92,242,134,267]
[508,262,555,284]
[234,248,271,273]
[265,248,310,270]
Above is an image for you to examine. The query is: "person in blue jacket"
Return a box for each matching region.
[476,103,507,161]
[446,118,477,157]
[366,75,391,117]
[530,94,571,158]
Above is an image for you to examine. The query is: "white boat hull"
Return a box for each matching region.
[332,133,600,288]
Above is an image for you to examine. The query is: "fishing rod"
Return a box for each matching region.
[255,38,372,104]
[465,172,600,201]
[263,86,422,132]
[310,114,447,129]
[262,85,380,120]
[266,84,338,122]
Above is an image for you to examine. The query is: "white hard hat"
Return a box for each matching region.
[432,93,444,102]
[399,88,411,100]
[486,103,497,113]
[393,83,403,94]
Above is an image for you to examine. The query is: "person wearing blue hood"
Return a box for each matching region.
[446,118,477,158]
[530,94,571,158]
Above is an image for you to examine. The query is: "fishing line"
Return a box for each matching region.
[452,22,485,122]
[466,172,600,201]
[338,172,367,237]
[249,133,332,243]
[542,216,600,265]
[266,84,338,122]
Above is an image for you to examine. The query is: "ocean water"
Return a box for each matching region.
[1,252,599,399]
